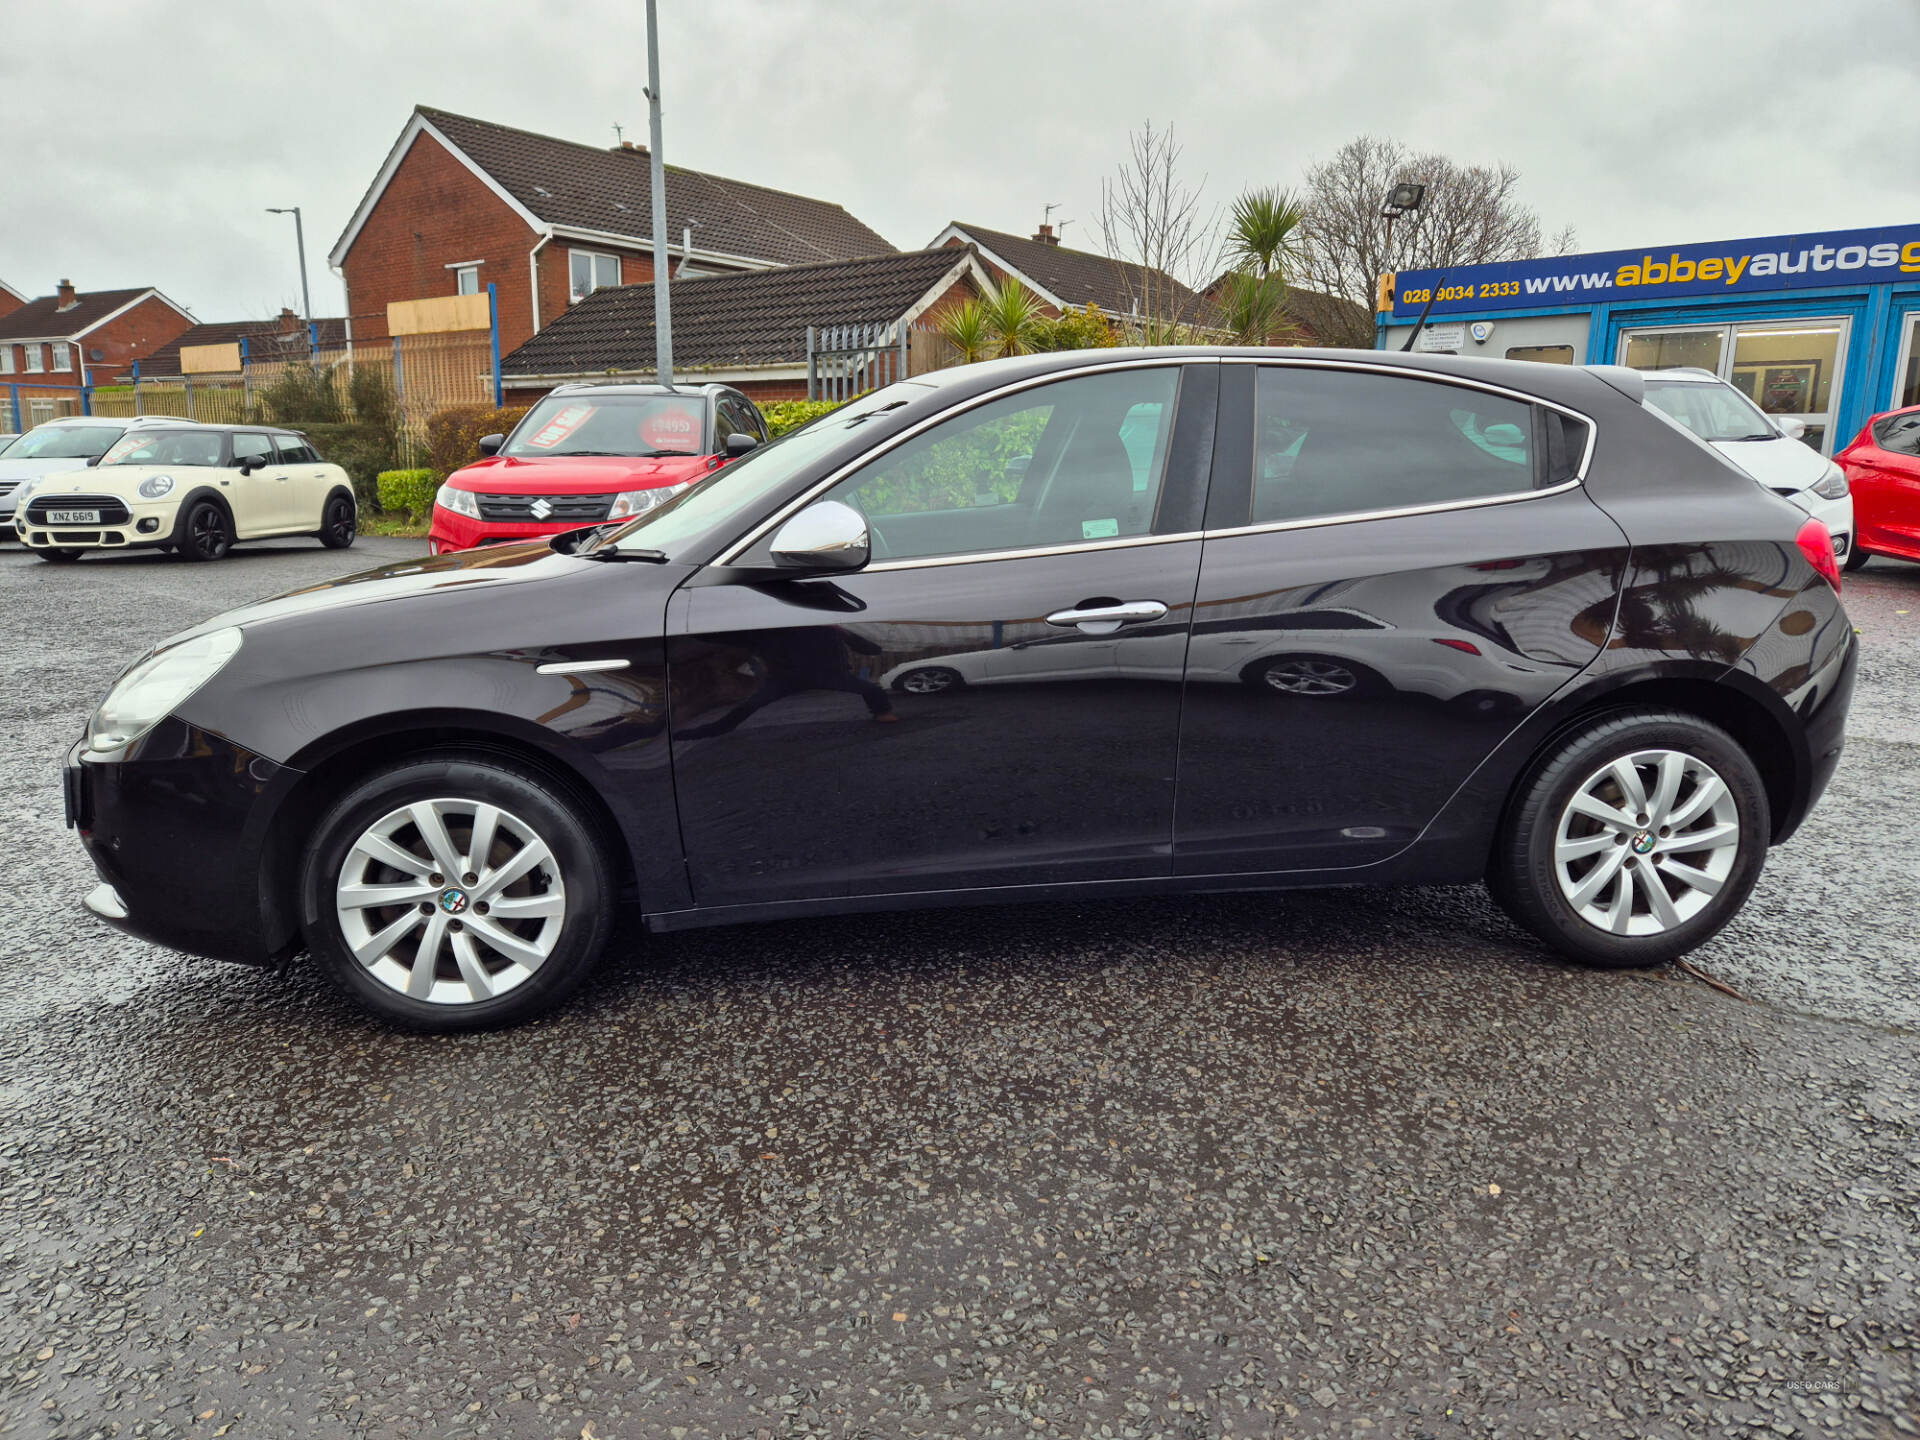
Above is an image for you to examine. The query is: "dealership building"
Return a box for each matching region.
[1378,222,1920,455]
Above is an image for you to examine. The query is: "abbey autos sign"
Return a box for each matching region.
[1390,223,1920,319]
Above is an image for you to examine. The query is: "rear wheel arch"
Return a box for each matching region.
[263,719,642,953]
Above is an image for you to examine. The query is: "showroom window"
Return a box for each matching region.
[569,250,620,303]
[1898,313,1920,410]
[1251,367,1544,525]
[1506,345,1574,365]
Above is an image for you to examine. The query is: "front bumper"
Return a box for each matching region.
[18,496,177,552]
[66,723,301,965]
[428,507,600,556]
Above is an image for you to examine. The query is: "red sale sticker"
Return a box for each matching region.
[640,403,702,452]
[526,403,595,449]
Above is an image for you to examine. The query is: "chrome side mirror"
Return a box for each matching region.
[769,500,869,573]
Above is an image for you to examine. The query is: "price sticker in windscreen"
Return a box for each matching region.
[640,403,702,453]
[526,403,595,449]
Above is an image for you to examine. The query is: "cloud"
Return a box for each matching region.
[1,0,1913,319]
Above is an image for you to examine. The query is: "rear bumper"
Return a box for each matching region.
[66,725,298,966]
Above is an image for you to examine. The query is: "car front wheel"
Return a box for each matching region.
[36,546,85,563]
[1842,545,1871,573]
[299,755,615,1030]
[179,500,233,562]
[1489,710,1768,968]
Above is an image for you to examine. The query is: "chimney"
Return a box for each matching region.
[278,307,300,334]
[611,140,645,154]
[1032,224,1060,246]
[56,278,77,309]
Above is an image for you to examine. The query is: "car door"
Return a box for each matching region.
[667,361,1218,908]
[1172,361,1630,876]
[1850,413,1920,557]
[228,431,287,535]
[273,433,333,525]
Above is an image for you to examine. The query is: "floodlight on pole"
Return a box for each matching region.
[645,0,674,387]
[265,207,312,326]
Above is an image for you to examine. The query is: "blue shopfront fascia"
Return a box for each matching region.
[1377,280,1920,450]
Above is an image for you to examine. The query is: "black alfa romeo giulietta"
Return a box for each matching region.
[63,349,1855,1029]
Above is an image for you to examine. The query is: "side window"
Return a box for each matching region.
[1252,368,1541,525]
[232,433,275,468]
[818,367,1181,562]
[718,399,756,448]
[274,435,318,464]
[1873,413,1920,456]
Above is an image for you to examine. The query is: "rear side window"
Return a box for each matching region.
[1872,412,1920,456]
[273,434,319,464]
[1251,368,1550,525]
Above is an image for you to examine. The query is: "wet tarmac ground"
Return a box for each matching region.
[1,538,1916,1438]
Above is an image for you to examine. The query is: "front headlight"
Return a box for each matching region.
[1810,464,1849,501]
[138,474,175,499]
[607,482,691,520]
[435,483,482,519]
[87,627,243,755]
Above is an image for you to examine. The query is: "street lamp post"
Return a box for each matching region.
[266,207,313,329]
[645,0,674,387]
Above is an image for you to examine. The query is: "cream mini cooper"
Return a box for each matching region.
[15,423,357,562]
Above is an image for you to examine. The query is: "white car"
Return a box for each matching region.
[15,423,358,562]
[0,415,199,532]
[1640,368,1854,557]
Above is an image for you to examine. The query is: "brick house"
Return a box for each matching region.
[0,281,195,397]
[1199,271,1372,348]
[130,309,350,378]
[499,248,992,404]
[930,222,1213,326]
[328,106,897,355]
[0,279,25,323]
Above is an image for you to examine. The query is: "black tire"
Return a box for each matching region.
[36,546,85,563]
[299,754,615,1031]
[1241,653,1387,700]
[1842,544,1871,573]
[318,491,357,550]
[891,665,964,695]
[178,500,233,562]
[1488,710,1769,969]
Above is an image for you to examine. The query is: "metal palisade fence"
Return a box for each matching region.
[808,322,950,401]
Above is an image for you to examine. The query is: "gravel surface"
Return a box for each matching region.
[1,539,1916,1438]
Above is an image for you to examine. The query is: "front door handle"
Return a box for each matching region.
[1044,600,1168,635]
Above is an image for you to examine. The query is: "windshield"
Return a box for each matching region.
[1643,379,1776,442]
[100,430,226,466]
[7,424,124,461]
[503,393,710,458]
[606,381,934,560]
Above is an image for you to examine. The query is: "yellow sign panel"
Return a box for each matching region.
[180,341,243,374]
[388,293,491,336]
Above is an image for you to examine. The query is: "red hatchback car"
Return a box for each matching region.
[430,382,768,554]
[1837,403,1920,571]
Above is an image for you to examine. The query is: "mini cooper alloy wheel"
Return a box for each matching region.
[1551,748,1740,936]
[334,797,567,1005]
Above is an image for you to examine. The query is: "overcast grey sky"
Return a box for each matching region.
[4,0,1917,321]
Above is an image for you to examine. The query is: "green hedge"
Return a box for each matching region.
[376,468,440,520]
[305,423,401,511]
[761,399,845,438]
[425,404,530,479]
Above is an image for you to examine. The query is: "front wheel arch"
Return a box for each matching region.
[165,488,236,551]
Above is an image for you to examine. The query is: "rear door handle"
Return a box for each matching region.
[1044,600,1168,635]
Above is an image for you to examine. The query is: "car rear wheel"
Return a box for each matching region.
[299,755,614,1030]
[318,493,357,550]
[36,546,85,563]
[179,501,233,562]
[1489,710,1768,969]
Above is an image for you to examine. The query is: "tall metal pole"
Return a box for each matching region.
[645,0,674,387]
[267,207,314,327]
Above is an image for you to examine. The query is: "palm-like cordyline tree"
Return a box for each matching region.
[937,298,993,365]
[1220,185,1308,346]
[981,277,1044,358]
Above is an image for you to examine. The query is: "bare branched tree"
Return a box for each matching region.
[1097,122,1220,340]
[1293,135,1575,347]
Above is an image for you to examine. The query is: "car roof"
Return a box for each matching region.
[1639,368,1725,384]
[548,380,736,399]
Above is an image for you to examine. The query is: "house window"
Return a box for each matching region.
[51,341,72,371]
[569,250,620,303]
[24,344,44,374]
[0,347,12,375]
[455,265,480,296]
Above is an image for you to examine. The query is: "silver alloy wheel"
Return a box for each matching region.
[900,668,955,694]
[334,797,567,1005]
[1552,749,1740,936]
[1263,658,1356,696]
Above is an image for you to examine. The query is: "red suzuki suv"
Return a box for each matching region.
[429,382,768,554]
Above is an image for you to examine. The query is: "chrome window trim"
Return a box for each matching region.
[714,356,1214,567]
[1211,355,1598,536]
[863,529,1206,573]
